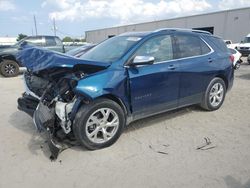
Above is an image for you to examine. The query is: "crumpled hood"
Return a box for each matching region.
[16,45,110,72]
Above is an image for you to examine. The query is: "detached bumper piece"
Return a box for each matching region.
[17,93,39,117]
[33,102,78,160]
[18,96,78,160]
[46,130,79,161]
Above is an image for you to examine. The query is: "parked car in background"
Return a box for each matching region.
[224,40,238,49]
[0,35,65,77]
[247,54,250,64]
[228,48,242,69]
[66,44,96,58]
[17,29,234,159]
[236,34,250,56]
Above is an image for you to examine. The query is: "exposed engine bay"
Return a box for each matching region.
[18,67,100,160]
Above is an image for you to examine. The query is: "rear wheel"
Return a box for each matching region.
[200,77,226,111]
[0,60,19,77]
[73,98,125,150]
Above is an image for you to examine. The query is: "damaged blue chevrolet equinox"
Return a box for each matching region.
[17,28,234,159]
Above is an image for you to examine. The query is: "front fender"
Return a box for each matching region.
[75,68,130,109]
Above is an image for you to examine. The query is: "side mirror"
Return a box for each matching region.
[131,56,155,66]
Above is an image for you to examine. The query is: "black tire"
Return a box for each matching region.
[200,77,226,111]
[73,98,125,150]
[0,60,19,77]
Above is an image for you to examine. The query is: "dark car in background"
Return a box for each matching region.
[17,28,234,159]
[0,35,65,77]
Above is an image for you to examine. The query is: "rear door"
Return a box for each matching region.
[173,33,213,106]
[127,34,180,119]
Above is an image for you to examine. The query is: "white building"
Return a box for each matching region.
[85,7,250,43]
[0,37,17,46]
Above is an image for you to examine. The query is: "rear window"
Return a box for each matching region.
[173,34,211,59]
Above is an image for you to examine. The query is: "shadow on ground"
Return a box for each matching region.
[224,175,250,188]
[125,105,201,133]
[8,105,202,159]
[236,73,250,80]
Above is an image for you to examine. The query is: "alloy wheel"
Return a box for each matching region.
[4,63,16,75]
[209,83,224,107]
[85,108,119,144]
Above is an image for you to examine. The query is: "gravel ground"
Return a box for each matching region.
[0,59,250,188]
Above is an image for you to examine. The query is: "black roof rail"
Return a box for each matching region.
[154,28,212,35]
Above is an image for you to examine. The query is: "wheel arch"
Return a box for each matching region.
[96,94,129,116]
[215,74,228,90]
[0,54,20,65]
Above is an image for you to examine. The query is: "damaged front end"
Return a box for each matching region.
[17,46,109,159]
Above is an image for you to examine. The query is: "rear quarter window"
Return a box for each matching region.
[173,34,211,59]
[208,36,229,53]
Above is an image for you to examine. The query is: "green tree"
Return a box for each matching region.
[17,33,28,41]
[62,36,73,42]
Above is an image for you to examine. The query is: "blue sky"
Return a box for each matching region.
[0,0,250,39]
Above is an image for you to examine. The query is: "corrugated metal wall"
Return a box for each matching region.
[86,7,250,43]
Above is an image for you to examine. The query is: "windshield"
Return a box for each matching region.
[67,45,94,56]
[243,37,250,43]
[80,36,141,63]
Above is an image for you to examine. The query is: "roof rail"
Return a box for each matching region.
[154,28,212,35]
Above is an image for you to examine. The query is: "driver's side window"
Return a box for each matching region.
[135,35,173,63]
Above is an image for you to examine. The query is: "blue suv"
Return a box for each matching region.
[17,28,234,159]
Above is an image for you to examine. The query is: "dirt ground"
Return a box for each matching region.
[0,59,250,188]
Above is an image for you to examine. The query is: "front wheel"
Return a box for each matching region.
[0,60,19,77]
[200,77,226,111]
[73,98,125,150]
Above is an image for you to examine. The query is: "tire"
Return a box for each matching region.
[73,98,125,150]
[0,60,19,77]
[200,77,226,111]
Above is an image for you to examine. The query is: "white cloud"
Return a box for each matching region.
[42,0,211,24]
[0,0,16,11]
[219,0,250,10]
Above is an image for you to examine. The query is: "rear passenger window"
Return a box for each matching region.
[174,35,211,59]
[46,37,56,46]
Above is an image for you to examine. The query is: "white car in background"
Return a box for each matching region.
[236,34,250,56]
[228,47,242,69]
[224,40,238,49]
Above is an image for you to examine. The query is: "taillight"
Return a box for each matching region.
[229,55,234,63]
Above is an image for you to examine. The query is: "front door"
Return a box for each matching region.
[127,34,180,119]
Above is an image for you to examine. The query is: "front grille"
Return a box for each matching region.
[240,47,250,50]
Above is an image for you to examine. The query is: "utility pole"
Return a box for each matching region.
[33,15,38,36]
[53,18,56,36]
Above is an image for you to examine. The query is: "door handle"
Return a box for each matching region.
[168,65,176,70]
[208,58,213,63]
